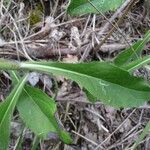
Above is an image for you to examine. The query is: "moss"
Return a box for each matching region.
[3,0,10,7]
[29,4,43,26]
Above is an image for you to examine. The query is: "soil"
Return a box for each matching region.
[0,0,150,150]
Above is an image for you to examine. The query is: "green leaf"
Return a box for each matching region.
[20,61,150,108]
[67,0,124,16]
[0,75,27,150]
[114,31,150,66]
[9,71,19,86]
[17,85,72,144]
[11,71,72,144]
[83,88,97,102]
[123,55,150,71]
[17,87,56,138]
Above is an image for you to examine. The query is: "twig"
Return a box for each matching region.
[92,0,137,52]
[24,18,85,41]
[72,130,99,147]
[94,109,136,150]
[87,0,132,49]
[98,0,135,35]
[0,43,130,58]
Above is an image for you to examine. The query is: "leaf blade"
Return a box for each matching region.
[20,61,150,108]
[11,71,72,144]
[17,85,72,144]
[67,0,124,16]
[123,55,150,71]
[0,75,27,150]
[114,31,150,66]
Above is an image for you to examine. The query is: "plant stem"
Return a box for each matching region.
[0,59,20,70]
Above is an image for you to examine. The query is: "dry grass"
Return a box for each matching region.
[0,0,150,149]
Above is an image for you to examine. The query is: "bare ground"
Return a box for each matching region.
[0,0,150,149]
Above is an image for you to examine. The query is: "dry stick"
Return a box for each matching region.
[28,43,129,57]
[0,43,129,58]
[88,0,132,39]
[5,8,32,60]
[51,0,59,17]
[72,130,99,147]
[24,18,85,41]
[87,0,136,52]
[107,129,142,150]
[0,1,13,30]
[98,0,135,35]
[94,109,136,150]
[96,0,137,52]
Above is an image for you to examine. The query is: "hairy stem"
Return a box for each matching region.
[0,59,20,70]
